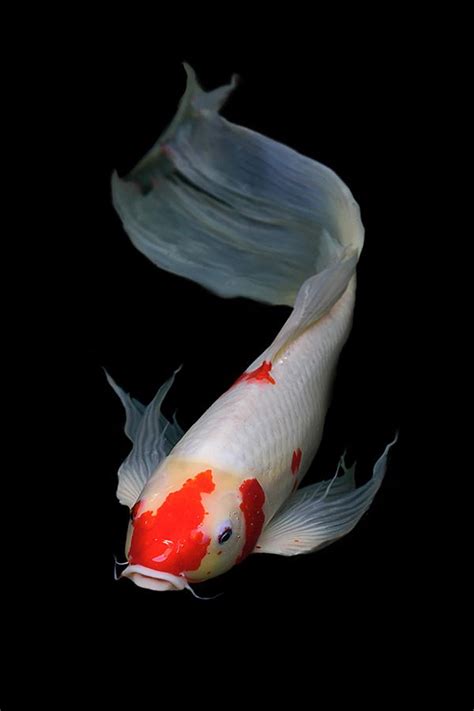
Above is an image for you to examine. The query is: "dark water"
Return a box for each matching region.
[82,53,409,648]
[4,37,446,708]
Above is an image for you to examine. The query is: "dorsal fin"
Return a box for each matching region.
[267,250,358,361]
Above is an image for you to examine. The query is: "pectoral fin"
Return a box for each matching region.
[255,436,397,556]
[104,370,146,442]
[106,368,184,507]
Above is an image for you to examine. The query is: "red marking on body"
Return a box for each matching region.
[128,470,215,575]
[236,478,265,564]
[291,448,302,476]
[234,360,276,387]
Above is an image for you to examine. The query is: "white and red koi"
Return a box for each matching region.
[108,65,396,592]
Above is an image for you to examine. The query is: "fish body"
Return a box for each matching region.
[109,65,396,592]
[171,278,356,523]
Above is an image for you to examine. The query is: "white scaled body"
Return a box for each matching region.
[172,280,356,523]
[107,66,396,592]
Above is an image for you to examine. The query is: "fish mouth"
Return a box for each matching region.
[121,564,188,591]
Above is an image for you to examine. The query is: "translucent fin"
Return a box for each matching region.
[104,370,145,442]
[130,63,239,177]
[112,64,364,308]
[264,250,358,362]
[255,436,397,556]
[106,368,184,508]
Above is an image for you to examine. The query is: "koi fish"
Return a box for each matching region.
[109,64,396,593]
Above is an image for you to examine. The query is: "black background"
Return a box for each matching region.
[4,25,450,707]
[84,49,412,657]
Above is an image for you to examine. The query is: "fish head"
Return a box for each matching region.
[120,458,266,590]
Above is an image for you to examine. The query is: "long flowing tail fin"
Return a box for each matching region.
[112,64,364,310]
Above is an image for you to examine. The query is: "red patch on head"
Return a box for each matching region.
[236,478,265,564]
[233,361,276,387]
[128,470,215,575]
[291,448,302,476]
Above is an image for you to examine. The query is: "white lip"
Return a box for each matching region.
[121,564,188,591]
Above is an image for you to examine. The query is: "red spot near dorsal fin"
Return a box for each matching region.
[291,448,302,476]
[236,478,265,564]
[233,360,276,387]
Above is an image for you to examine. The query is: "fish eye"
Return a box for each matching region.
[217,526,233,544]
